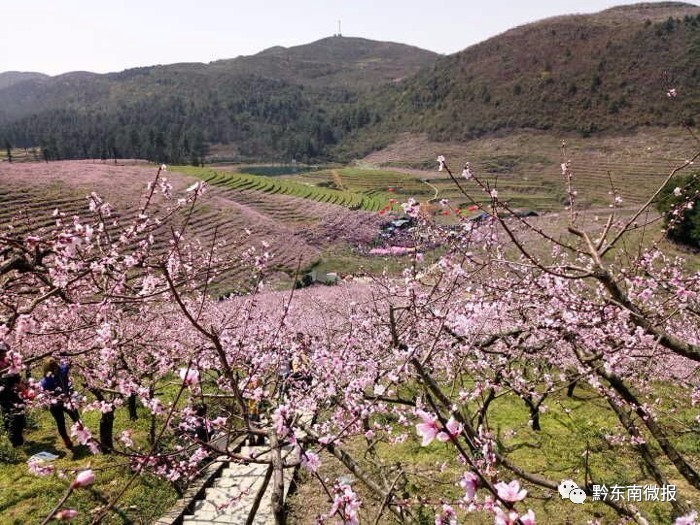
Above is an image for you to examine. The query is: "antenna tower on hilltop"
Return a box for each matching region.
[337,19,342,37]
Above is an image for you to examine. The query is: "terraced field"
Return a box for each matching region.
[363,128,698,210]
[0,161,383,292]
[180,167,389,212]
[278,166,564,214]
[2,128,695,292]
[194,148,684,219]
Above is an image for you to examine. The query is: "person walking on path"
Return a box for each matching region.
[40,357,80,450]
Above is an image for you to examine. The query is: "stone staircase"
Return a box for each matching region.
[181,445,298,525]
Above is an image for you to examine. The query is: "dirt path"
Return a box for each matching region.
[421,178,440,203]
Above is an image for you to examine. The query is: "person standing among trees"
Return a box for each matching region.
[290,332,312,388]
[244,376,264,446]
[40,357,80,450]
[192,403,210,443]
[0,343,27,447]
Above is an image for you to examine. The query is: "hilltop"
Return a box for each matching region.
[0,37,438,163]
[211,36,438,88]
[0,71,48,90]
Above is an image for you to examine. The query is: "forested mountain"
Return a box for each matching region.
[4,3,700,164]
[357,2,700,144]
[212,37,437,88]
[0,37,437,163]
[0,71,49,90]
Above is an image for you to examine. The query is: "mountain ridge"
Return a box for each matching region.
[4,3,700,162]
[0,71,49,90]
[0,36,439,162]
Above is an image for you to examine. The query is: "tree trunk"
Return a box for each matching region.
[149,387,156,445]
[270,430,286,524]
[523,395,542,431]
[100,411,115,453]
[529,404,541,431]
[127,394,138,420]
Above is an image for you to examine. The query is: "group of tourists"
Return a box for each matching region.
[241,332,315,447]
[2,332,318,451]
[0,342,80,450]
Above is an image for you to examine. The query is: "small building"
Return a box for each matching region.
[296,269,340,288]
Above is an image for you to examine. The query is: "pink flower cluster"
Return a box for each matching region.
[324,482,361,525]
[71,469,95,488]
[415,411,463,446]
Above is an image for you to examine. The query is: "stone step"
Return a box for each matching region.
[182,515,272,525]
[205,480,264,499]
[182,511,274,525]
[238,446,271,461]
[192,498,243,514]
[191,506,241,519]
[200,489,244,504]
[179,430,310,525]
[188,513,250,524]
[188,512,246,524]
[187,509,272,524]
[183,520,237,525]
[219,464,267,478]
[214,477,258,489]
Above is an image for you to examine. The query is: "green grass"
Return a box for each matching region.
[0,369,247,524]
[0,148,42,163]
[288,166,567,214]
[289,380,700,524]
[0,405,178,524]
[308,245,418,277]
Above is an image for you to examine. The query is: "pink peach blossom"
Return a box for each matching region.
[55,509,79,520]
[71,469,95,488]
[415,410,439,446]
[495,480,527,502]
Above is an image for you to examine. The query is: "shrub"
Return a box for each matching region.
[656,172,700,248]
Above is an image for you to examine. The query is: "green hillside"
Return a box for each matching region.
[0,37,438,163]
[354,2,700,145]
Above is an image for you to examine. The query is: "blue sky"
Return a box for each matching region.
[3,1,698,75]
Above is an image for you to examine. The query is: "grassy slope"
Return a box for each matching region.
[0,405,177,524]
[287,382,700,525]
[363,127,700,208]
[179,166,382,211]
